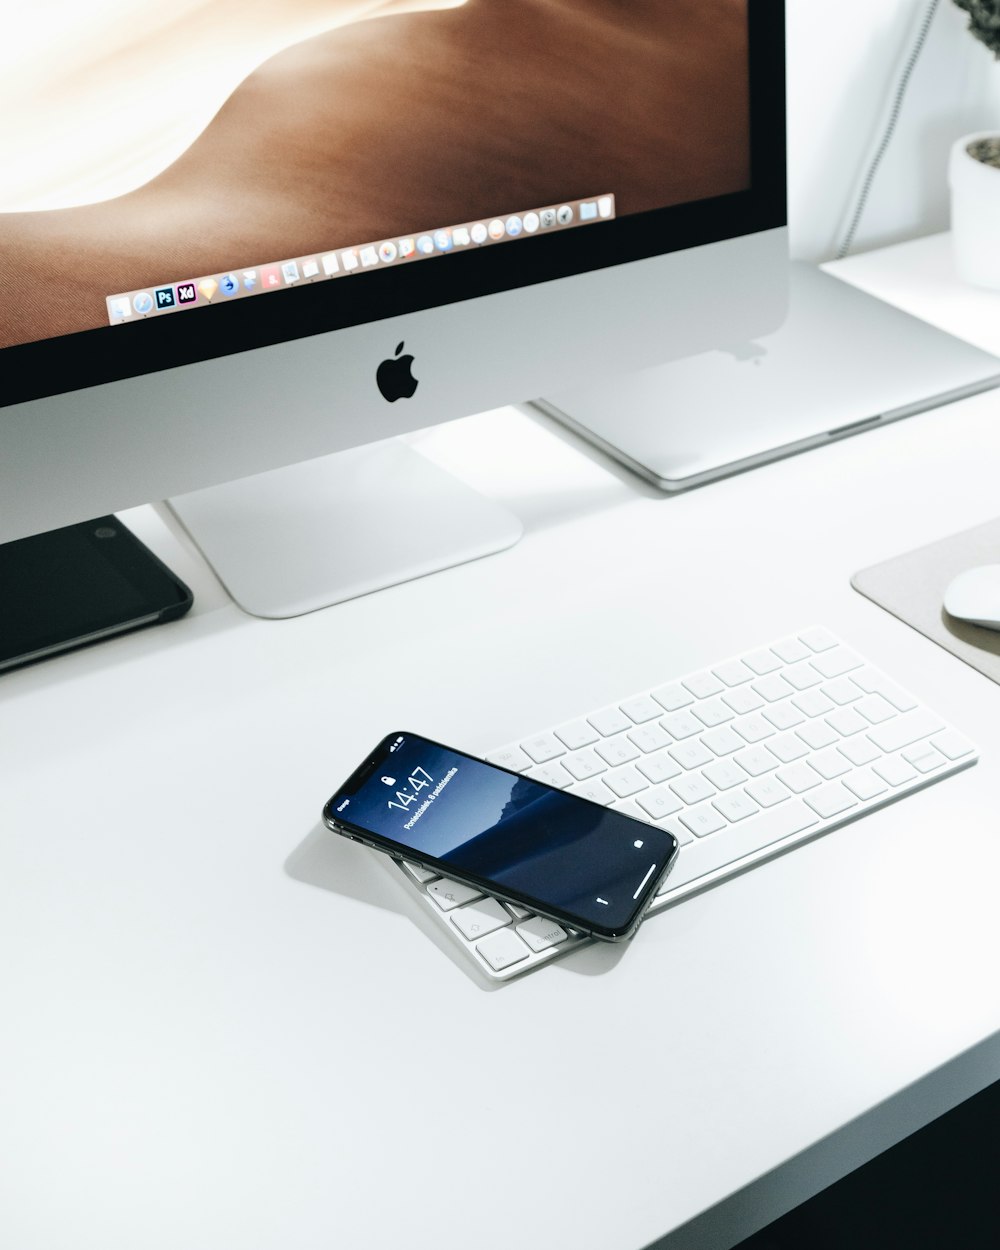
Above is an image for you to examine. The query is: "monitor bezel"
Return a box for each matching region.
[2,0,785,410]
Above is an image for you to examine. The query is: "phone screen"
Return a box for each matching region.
[325,732,678,938]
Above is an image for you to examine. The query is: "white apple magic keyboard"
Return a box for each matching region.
[386,628,977,982]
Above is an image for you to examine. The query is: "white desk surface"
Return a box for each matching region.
[4,233,1000,1250]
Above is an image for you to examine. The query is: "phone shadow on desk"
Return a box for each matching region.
[284,821,411,916]
[283,822,629,988]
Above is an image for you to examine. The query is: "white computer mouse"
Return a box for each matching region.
[942,564,1000,631]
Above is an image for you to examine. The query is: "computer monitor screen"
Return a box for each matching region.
[0,1,785,607]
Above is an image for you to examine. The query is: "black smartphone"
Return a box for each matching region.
[323,731,680,942]
[0,516,193,673]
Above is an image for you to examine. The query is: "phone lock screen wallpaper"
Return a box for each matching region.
[331,735,677,933]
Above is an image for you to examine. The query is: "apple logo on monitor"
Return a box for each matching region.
[376,341,418,402]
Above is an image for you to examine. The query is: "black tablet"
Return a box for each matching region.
[1,517,192,672]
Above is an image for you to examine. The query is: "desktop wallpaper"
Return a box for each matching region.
[0,0,750,348]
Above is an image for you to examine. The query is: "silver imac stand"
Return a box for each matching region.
[166,440,522,618]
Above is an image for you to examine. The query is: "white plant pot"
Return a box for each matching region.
[950,131,1000,290]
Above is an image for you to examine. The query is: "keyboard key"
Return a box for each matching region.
[614,799,654,826]
[527,763,572,789]
[745,776,791,807]
[588,706,632,737]
[796,721,839,750]
[930,729,976,761]
[568,779,614,805]
[783,662,823,691]
[402,860,437,884]
[651,682,693,712]
[722,686,766,715]
[451,897,511,941]
[809,748,852,780]
[804,783,858,819]
[517,915,568,953]
[669,740,713,770]
[771,637,811,664]
[713,791,759,823]
[733,713,775,743]
[662,710,702,740]
[477,928,531,972]
[620,694,663,724]
[595,738,640,767]
[763,702,805,730]
[670,773,716,805]
[713,659,755,686]
[522,733,565,764]
[563,750,606,781]
[752,674,795,702]
[428,879,483,911]
[628,723,670,754]
[680,803,728,838]
[821,678,863,706]
[554,720,599,750]
[743,648,783,675]
[792,689,835,718]
[838,737,881,767]
[843,769,888,801]
[825,707,867,737]
[732,745,780,776]
[658,816,695,847]
[637,786,685,820]
[855,694,897,725]
[811,647,863,679]
[867,709,944,754]
[700,726,744,756]
[776,761,823,793]
[682,671,724,699]
[487,745,532,771]
[799,626,838,652]
[873,757,917,787]
[636,750,683,784]
[852,671,918,711]
[902,744,946,774]
[692,698,734,728]
[702,759,749,791]
[604,766,649,798]
[768,732,810,763]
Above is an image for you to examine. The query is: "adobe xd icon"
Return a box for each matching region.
[376,342,418,402]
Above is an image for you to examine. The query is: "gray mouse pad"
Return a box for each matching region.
[852,517,1000,684]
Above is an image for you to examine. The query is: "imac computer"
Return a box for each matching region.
[0,0,788,617]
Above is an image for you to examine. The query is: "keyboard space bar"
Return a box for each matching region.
[659,801,820,895]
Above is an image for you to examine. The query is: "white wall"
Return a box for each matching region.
[786,0,1000,261]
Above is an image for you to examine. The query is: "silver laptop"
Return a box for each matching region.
[533,263,1000,492]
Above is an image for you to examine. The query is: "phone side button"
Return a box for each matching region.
[427,879,483,911]
[476,928,532,973]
